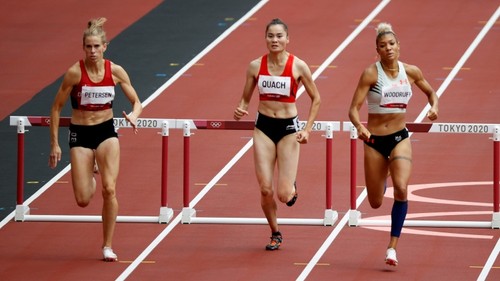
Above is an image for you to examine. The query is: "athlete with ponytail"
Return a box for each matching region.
[348,22,438,266]
[49,18,142,262]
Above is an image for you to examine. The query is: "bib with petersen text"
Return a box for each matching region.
[80,86,115,105]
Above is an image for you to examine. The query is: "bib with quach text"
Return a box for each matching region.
[258,75,291,97]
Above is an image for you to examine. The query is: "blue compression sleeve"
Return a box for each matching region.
[390,200,408,237]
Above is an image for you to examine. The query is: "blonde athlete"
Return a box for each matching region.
[49,18,142,262]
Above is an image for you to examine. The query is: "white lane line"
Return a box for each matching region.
[141,1,270,107]
[295,2,391,279]
[297,4,500,281]
[0,165,71,229]
[414,5,500,123]
[477,237,500,281]
[118,0,394,278]
[0,0,269,230]
[296,190,368,281]
[115,1,270,280]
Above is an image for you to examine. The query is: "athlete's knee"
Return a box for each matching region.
[366,184,384,208]
[258,180,273,197]
[73,184,95,207]
[277,194,288,203]
[260,187,274,198]
[101,185,117,200]
[76,199,90,208]
[392,185,408,201]
[276,188,291,203]
[368,198,383,209]
[75,196,91,208]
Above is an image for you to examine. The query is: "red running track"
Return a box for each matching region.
[0,0,163,121]
[1,0,500,280]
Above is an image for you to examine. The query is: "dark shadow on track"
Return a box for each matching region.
[0,0,261,221]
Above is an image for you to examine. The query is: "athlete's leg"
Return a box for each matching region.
[95,137,120,249]
[387,138,412,256]
[253,129,279,233]
[389,138,412,201]
[276,133,299,204]
[363,144,390,209]
[70,147,97,207]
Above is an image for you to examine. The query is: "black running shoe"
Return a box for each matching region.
[286,182,298,207]
[266,233,283,251]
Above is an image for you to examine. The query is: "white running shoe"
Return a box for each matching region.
[103,247,118,262]
[385,248,398,266]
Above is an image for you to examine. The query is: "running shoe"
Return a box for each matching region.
[265,233,283,251]
[385,248,398,266]
[286,182,298,207]
[103,247,118,262]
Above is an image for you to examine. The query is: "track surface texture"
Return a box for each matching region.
[0,0,499,280]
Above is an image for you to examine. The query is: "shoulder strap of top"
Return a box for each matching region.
[284,54,294,72]
[258,55,269,75]
[375,61,383,74]
[78,59,89,83]
[280,53,294,77]
[104,59,113,81]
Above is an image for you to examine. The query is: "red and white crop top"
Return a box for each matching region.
[367,61,412,114]
[70,59,116,111]
[257,54,298,103]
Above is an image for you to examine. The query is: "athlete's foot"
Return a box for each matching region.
[103,247,118,262]
[385,248,398,266]
[265,232,282,251]
[286,182,298,207]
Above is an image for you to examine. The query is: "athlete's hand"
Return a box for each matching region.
[123,111,139,134]
[233,107,248,121]
[356,125,371,142]
[427,107,438,121]
[48,145,62,169]
[296,131,309,144]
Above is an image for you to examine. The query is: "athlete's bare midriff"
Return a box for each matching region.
[367,113,406,136]
[71,108,113,126]
[257,100,297,119]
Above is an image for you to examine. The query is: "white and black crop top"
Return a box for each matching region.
[367,61,412,114]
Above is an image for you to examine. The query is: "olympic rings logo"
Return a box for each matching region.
[210,121,222,128]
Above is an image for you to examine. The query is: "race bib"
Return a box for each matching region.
[380,84,412,108]
[258,75,291,97]
[81,86,115,105]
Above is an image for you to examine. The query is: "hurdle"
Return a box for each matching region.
[10,116,176,224]
[180,119,340,226]
[344,121,500,229]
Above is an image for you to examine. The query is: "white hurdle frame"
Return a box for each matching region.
[10,116,340,226]
[10,116,176,224]
[180,120,341,226]
[343,121,500,229]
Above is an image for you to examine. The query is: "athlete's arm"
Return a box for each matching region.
[348,65,377,141]
[234,59,259,120]
[49,63,80,168]
[405,64,438,121]
[295,57,320,143]
[112,63,143,133]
